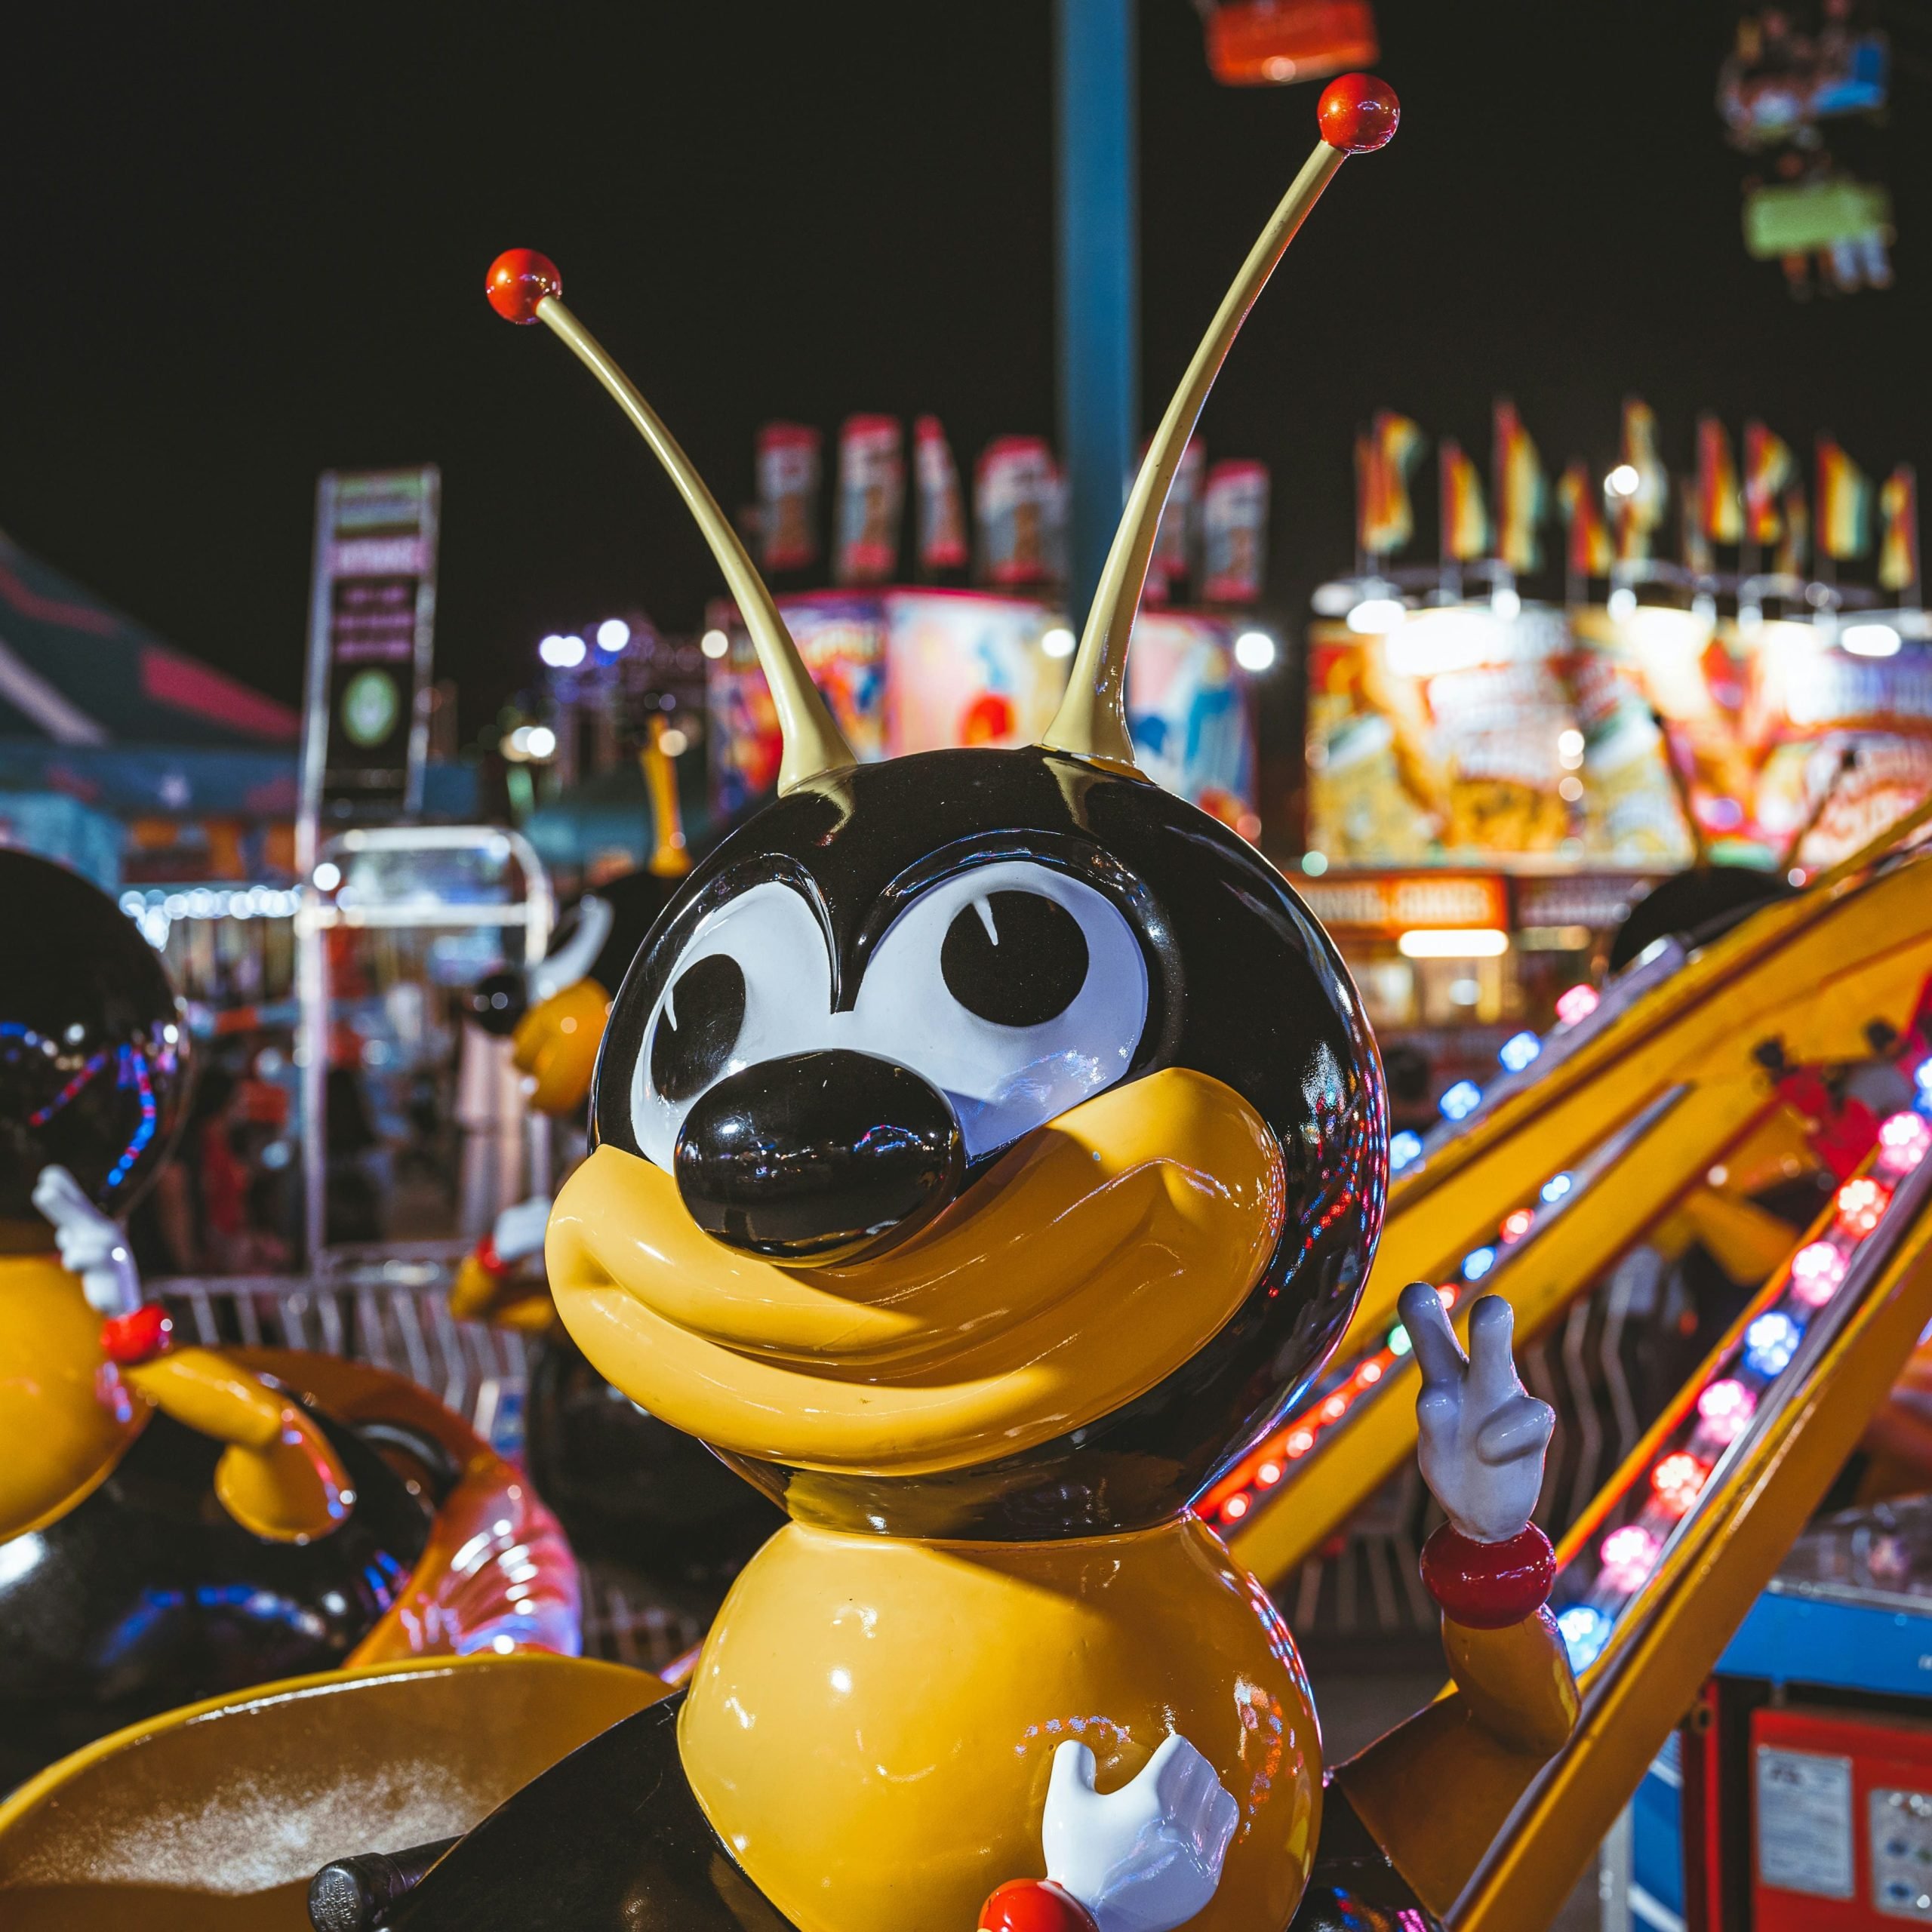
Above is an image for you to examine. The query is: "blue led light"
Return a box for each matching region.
[1498,1031,1542,1074]
[1555,1604,1612,1672]
[1463,1246,1497,1282]
[1540,1172,1574,1205]
[1744,1311,1801,1377]
[1389,1130,1423,1172]
[1916,1057,1932,1100]
[1439,1080,1483,1122]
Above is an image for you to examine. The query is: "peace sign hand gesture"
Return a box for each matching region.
[1398,1280,1553,1545]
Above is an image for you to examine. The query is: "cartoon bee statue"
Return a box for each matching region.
[329,73,1577,1932]
[0,851,576,1786]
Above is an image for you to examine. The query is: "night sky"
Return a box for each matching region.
[6,2,1928,766]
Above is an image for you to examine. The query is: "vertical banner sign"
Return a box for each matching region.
[300,466,441,836]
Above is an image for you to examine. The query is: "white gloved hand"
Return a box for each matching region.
[1042,1734,1239,1932]
[491,1194,553,1266]
[1400,1280,1554,1543]
[32,1164,142,1316]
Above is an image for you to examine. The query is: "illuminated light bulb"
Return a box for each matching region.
[1501,1208,1534,1244]
[1877,1111,1932,1176]
[1841,622,1902,659]
[1607,586,1637,620]
[1390,1130,1424,1173]
[1492,586,1521,621]
[1605,464,1640,499]
[1320,1393,1348,1422]
[1388,1324,1412,1357]
[1916,1059,1932,1101]
[658,727,690,758]
[523,725,558,760]
[1463,1246,1497,1282]
[1437,1284,1458,1312]
[1651,1451,1710,1518]
[1557,728,1585,766]
[595,618,630,652]
[1439,1079,1483,1122]
[312,861,343,893]
[1285,1428,1315,1458]
[1346,595,1407,634]
[1789,1241,1848,1309]
[700,628,731,660]
[1359,1358,1383,1385]
[1698,1377,1755,1444]
[1222,1493,1251,1521]
[1555,983,1600,1027]
[1234,631,1277,672]
[1257,1462,1283,1486]
[1041,626,1076,660]
[538,633,586,669]
[1540,1171,1574,1205]
[1835,1175,1891,1238]
[1745,1311,1801,1376]
[1599,1523,1660,1594]
[1400,928,1509,959]
[1556,1603,1612,1672]
[1499,1030,1542,1074]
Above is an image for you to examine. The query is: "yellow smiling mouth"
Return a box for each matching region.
[546,1067,1286,1475]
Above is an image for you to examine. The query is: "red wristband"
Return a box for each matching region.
[1420,1521,1556,1628]
[100,1302,174,1366]
[978,1880,1098,1932]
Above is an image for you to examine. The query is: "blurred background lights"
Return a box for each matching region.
[1041,626,1076,660]
[1697,1377,1755,1444]
[1651,1451,1710,1518]
[1789,1241,1848,1308]
[1557,1604,1612,1672]
[538,633,586,669]
[1498,1030,1542,1073]
[1540,1172,1574,1205]
[1605,464,1640,498]
[1878,1110,1932,1174]
[1745,1311,1801,1376]
[1841,622,1902,659]
[1462,1245,1497,1282]
[1233,630,1277,672]
[1389,1130,1423,1172]
[1438,1079,1483,1122]
[1607,586,1638,620]
[1346,595,1406,634]
[1835,1175,1891,1236]
[595,618,630,652]
[1599,1523,1660,1593]
[700,628,730,660]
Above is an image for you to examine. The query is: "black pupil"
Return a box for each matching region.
[940,890,1089,1028]
[650,954,746,1102]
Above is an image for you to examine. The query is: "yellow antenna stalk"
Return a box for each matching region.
[486,251,857,795]
[1042,73,1400,768]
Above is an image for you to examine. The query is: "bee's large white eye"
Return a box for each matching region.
[852,860,1148,1160]
[630,881,831,1168]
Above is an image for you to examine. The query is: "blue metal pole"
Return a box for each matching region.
[1056,0,1137,632]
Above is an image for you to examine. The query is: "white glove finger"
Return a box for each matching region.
[1475,1392,1555,1465]
[33,1164,97,1228]
[1202,1782,1240,1868]
[1397,1280,1466,1390]
[1466,1295,1522,1407]
[1152,1735,1214,1821]
[1048,1738,1100,1814]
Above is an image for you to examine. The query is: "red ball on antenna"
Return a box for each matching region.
[1317,74,1400,152]
[486,249,562,324]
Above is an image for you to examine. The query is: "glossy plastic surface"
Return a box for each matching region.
[0,851,188,1237]
[485,248,561,323]
[1316,72,1400,152]
[678,1517,1321,1932]
[1420,1523,1558,1629]
[562,744,1383,1537]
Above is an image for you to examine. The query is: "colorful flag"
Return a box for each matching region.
[1681,476,1714,575]
[1817,436,1874,561]
[1556,460,1612,577]
[1359,411,1424,555]
[1438,439,1489,561]
[1614,398,1669,562]
[1492,400,1545,573]
[1880,463,1920,593]
[1777,485,1810,579]
[1696,417,1743,545]
[1743,422,1795,546]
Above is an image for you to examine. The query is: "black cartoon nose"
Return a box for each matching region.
[674,1049,964,1263]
